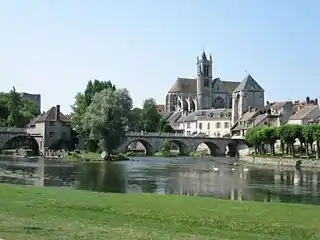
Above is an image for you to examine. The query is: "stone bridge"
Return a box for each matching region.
[116,132,240,156]
[0,127,43,153]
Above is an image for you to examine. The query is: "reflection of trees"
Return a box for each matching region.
[76,162,127,193]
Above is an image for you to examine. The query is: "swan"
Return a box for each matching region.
[234,162,237,166]
[243,168,249,172]
[231,168,235,171]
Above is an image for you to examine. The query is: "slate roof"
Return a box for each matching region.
[168,78,240,95]
[270,101,289,110]
[28,106,70,125]
[234,74,264,92]
[288,105,320,120]
[178,109,232,123]
[168,78,197,94]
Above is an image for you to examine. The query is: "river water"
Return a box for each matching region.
[1,156,320,205]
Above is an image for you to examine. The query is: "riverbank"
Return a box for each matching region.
[241,155,320,168]
[0,184,319,239]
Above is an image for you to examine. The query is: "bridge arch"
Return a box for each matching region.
[162,139,188,155]
[195,141,220,156]
[125,139,154,156]
[2,135,40,155]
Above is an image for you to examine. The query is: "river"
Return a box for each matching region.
[1,156,320,205]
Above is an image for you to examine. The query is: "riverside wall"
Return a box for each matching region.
[241,155,320,168]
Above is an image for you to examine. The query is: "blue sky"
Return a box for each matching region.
[0,1,319,113]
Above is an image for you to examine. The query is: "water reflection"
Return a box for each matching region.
[1,156,320,205]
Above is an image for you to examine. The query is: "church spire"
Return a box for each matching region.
[202,51,207,60]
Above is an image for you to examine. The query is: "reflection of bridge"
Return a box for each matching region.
[0,127,43,153]
[116,132,240,156]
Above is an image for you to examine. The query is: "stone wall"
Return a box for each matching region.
[241,155,320,168]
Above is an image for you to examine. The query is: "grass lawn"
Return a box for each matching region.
[0,184,320,240]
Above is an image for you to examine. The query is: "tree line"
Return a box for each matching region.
[70,79,173,157]
[0,87,40,128]
[245,124,320,158]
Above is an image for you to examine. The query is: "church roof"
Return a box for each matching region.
[222,81,240,94]
[233,74,264,93]
[168,78,197,94]
[168,77,240,95]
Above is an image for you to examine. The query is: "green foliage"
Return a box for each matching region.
[0,87,40,127]
[140,98,161,132]
[82,88,132,158]
[246,124,320,157]
[71,79,117,150]
[160,139,172,152]
[127,98,172,133]
[158,118,174,133]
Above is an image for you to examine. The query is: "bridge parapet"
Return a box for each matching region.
[0,127,27,133]
[126,132,231,139]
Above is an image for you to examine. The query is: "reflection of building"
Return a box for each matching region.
[20,92,41,112]
[26,105,73,151]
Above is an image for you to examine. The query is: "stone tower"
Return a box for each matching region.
[197,51,213,110]
[231,74,264,126]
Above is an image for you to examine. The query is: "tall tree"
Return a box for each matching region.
[140,98,161,132]
[71,79,116,151]
[83,88,132,159]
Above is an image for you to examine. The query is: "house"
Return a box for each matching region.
[231,101,293,138]
[168,109,232,137]
[287,105,320,125]
[26,105,77,151]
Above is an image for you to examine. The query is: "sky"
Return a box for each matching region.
[0,1,319,114]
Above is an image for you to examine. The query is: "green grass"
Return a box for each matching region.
[0,184,320,239]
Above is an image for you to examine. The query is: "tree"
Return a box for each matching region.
[260,127,278,155]
[158,118,174,133]
[140,98,161,132]
[302,124,314,154]
[245,127,263,154]
[0,87,40,128]
[278,124,299,157]
[127,107,143,132]
[82,88,132,160]
[71,79,116,151]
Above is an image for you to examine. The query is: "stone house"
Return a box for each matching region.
[26,105,76,152]
[231,101,293,138]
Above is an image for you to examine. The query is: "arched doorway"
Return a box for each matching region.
[161,139,188,155]
[195,142,220,156]
[126,139,154,156]
[3,135,40,155]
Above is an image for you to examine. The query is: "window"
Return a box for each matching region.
[187,123,190,128]
[207,123,210,129]
[49,121,55,126]
[199,123,202,129]
[216,122,221,128]
[204,79,209,87]
[49,132,54,137]
[224,122,229,128]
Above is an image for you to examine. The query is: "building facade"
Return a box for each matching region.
[26,105,74,151]
[164,51,265,137]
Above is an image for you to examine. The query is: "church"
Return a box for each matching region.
[165,51,265,127]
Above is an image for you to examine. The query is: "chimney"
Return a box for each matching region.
[55,105,60,121]
[306,96,310,104]
[316,98,319,105]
